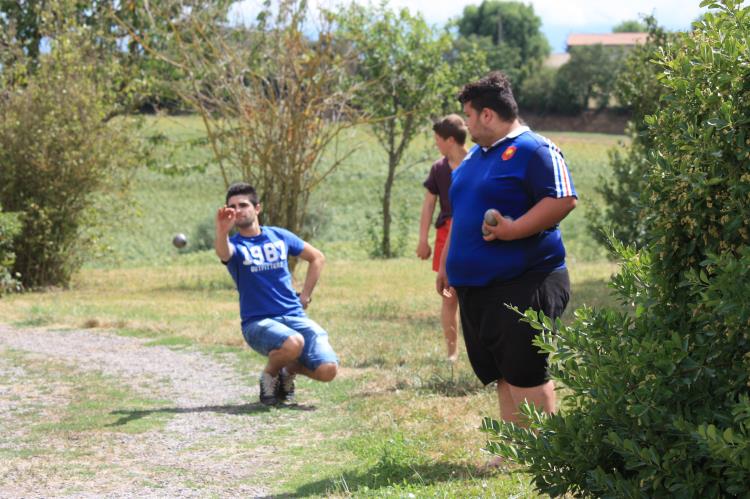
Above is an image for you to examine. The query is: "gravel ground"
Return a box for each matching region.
[0,324,279,498]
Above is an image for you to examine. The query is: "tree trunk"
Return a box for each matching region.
[381,153,397,258]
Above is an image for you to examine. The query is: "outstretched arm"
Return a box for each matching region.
[215,206,236,262]
[417,191,437,259]
[297,242,325,309]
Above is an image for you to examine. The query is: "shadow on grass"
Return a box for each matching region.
[281,461,491,497]
[416,370,485,397]
[107,402,317,426]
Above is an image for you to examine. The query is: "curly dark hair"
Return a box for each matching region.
[225,182,260,205]
[457,71,518,122]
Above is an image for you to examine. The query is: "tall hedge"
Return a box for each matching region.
[483,1,750,497]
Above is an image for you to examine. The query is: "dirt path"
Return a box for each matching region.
[0,324,280,498]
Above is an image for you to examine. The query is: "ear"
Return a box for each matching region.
[255,203,262,215]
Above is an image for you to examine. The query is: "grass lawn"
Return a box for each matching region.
[0,115,624,496]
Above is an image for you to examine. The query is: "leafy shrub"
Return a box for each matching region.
[483,1,750,496]
[0,208,22,295]
[186,216,216,253]
[0,6,143,288]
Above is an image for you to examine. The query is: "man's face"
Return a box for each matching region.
[227,194,260,229]
[463,102,491,147]
[434,133,451,156]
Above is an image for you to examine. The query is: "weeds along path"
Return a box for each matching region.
[0,324,278,498]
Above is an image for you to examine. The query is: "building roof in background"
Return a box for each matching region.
[567,33,649,48]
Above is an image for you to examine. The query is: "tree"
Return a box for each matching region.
[0,0,221,112]
[612,19,648,32]
[482,1,750,495]
[0,0,47,61]
[454,0,548,92]
[123,0,362,245]
[552,43,626,113]
[0,0,145,288]
[336,3,487,257]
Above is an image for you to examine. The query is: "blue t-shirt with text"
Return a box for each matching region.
[447,128,577,287]
[224,226,305,326]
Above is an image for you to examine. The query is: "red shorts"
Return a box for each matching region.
[432,218,451,272]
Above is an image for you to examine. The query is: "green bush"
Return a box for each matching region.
[0,6,143,288]
[0,208,22,295]
[483,1,750,496]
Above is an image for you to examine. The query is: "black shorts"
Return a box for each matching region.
[455,268,570,388]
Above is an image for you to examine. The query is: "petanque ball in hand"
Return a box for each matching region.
[484,209,500,226]
[172,233,188,248]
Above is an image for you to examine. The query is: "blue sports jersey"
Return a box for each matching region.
[447,127,577,286]
[224,226,306,326]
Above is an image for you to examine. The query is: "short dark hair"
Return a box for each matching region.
[432,114,468,145]
[457,71,518,122]
[225,182,260,205]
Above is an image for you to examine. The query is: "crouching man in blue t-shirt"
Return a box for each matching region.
[215,182,338,405]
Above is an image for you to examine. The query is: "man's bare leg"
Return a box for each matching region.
[265,334,304,376]
[286,361,337,382]
[507,380,557,421]
[441,291,459,361]
[496,380,522,424]
[488,380,555,468]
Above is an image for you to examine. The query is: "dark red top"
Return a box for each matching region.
[423,156,453,228]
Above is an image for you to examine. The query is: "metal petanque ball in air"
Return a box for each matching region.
[172,233,188,248]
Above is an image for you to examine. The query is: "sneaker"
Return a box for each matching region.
[259,371,279,406]
[277,368,296,403]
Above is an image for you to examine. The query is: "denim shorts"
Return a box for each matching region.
[242,315,339,371]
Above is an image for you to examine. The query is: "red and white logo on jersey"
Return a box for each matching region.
[501,146,517,161]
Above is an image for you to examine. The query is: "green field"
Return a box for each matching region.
[0,115,623,496]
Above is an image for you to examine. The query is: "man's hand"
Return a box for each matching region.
[214,206,237,262]
[482,197,577,242]
[216,206,236,234]
[416,240,432,260]
[436,268,451,297]
[299,292,312,309]
[482,210,516,242]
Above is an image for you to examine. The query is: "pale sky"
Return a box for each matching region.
[229,0,709,52]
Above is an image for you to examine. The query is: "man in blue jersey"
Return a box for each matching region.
[437,72,577,428]
[215,183,338,406]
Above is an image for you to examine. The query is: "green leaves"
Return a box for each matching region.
[488,1,750,496]
[334,3,488,257]
[0,0,145,288]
